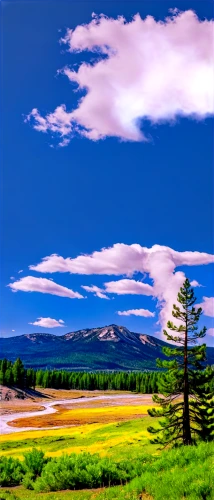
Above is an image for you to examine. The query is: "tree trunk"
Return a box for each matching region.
[183,325,192,445]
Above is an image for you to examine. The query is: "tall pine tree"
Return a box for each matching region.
[148,278,213,446]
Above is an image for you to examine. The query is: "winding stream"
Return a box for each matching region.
[0,394,147,435]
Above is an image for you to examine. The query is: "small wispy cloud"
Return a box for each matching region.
[117,308,155,317]
[18,270,23,274]
[8,276,84,299]
[29,317,65,328]
[190,280,203,287]
[105,279,153,296]
[81,285,109,299]
[25,106,73,141]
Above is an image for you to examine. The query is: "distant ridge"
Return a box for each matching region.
[1,325,213,371]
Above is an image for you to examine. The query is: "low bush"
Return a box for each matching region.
[0,448,146,492]
[33,452,146,492]
[22,448,49,490]
[23,448,47,479]
[0,457,24,487]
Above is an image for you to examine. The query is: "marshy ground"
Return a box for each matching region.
[0,389,155,460]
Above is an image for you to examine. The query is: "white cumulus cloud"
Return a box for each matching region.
[117,308,155,317]
[29,317,65,328]
[8,276,84,299]
[26,10,214,146]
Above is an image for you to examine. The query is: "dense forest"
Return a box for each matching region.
[0,357,213,395]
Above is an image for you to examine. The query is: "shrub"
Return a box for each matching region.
[22,471,35,490]
[33,452,146,492]
[23,447,46,479]
[0,457,24,487]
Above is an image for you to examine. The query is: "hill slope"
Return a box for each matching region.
[1,324,213,370]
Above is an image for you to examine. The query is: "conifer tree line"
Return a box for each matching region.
[0,356,213,395]
[0,358,163,393]
[34,368,162,393]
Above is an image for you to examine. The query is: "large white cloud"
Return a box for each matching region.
[29,317,65,328]
[26,10,214,146]
[197,296,214,317]
[30,244,214,276]
[8,276,84,299]
[29,244,144,275]
[29,243,214,330]
[117,308,155,317]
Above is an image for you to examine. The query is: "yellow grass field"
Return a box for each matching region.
[0,397,157,460]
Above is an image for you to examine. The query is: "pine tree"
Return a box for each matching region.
[12,358,25,387]
[5,368,13,385]
[147,278,212,447]
[190,369,214,442]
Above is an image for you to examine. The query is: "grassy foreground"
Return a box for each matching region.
[0,441,213,500]
[1,397,213,499]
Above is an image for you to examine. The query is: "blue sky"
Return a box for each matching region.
[1,0,213,344]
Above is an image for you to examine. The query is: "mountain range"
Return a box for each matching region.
[1,324,213,371]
